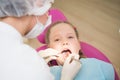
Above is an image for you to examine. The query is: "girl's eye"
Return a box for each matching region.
[68,36,74,39]
[54,38,60,42]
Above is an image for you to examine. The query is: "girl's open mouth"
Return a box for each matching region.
[61,49,72,54]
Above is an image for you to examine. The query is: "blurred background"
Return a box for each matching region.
[25,0,120,77]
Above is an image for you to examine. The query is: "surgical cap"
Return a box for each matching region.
[0,0,54,17]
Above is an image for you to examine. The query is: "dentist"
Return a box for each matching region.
[0,0,54,80]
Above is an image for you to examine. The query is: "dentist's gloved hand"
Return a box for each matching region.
[38,48,59,63]
[61,54,81,80]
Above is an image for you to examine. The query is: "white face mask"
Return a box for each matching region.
[25,15,52,39]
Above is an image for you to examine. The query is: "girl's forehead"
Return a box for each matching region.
[51,23,74,31]
[49,23,75,37]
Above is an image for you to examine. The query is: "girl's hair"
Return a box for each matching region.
[45,21,86,59]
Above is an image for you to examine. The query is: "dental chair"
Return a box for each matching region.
[36,8,119,80]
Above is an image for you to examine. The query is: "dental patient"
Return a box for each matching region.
[38,21,114,80]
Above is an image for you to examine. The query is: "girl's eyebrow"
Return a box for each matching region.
[52,35,60,39]
[52,34,59,37]
[68,33,74,34]
[67,33,75,35]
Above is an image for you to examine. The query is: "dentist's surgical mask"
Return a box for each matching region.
[25,15,51,39]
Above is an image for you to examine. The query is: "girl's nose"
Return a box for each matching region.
[63,42,68,45]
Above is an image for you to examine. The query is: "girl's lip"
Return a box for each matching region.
[61,49,72,54]
[56,49,71,58]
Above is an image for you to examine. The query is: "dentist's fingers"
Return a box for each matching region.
[64,54,73,64]
[45,56,57,63]
[38,48,60,58]
[73,54,79,60]
[39,51,58,58]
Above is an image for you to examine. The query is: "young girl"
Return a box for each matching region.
[38,21,115,80]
